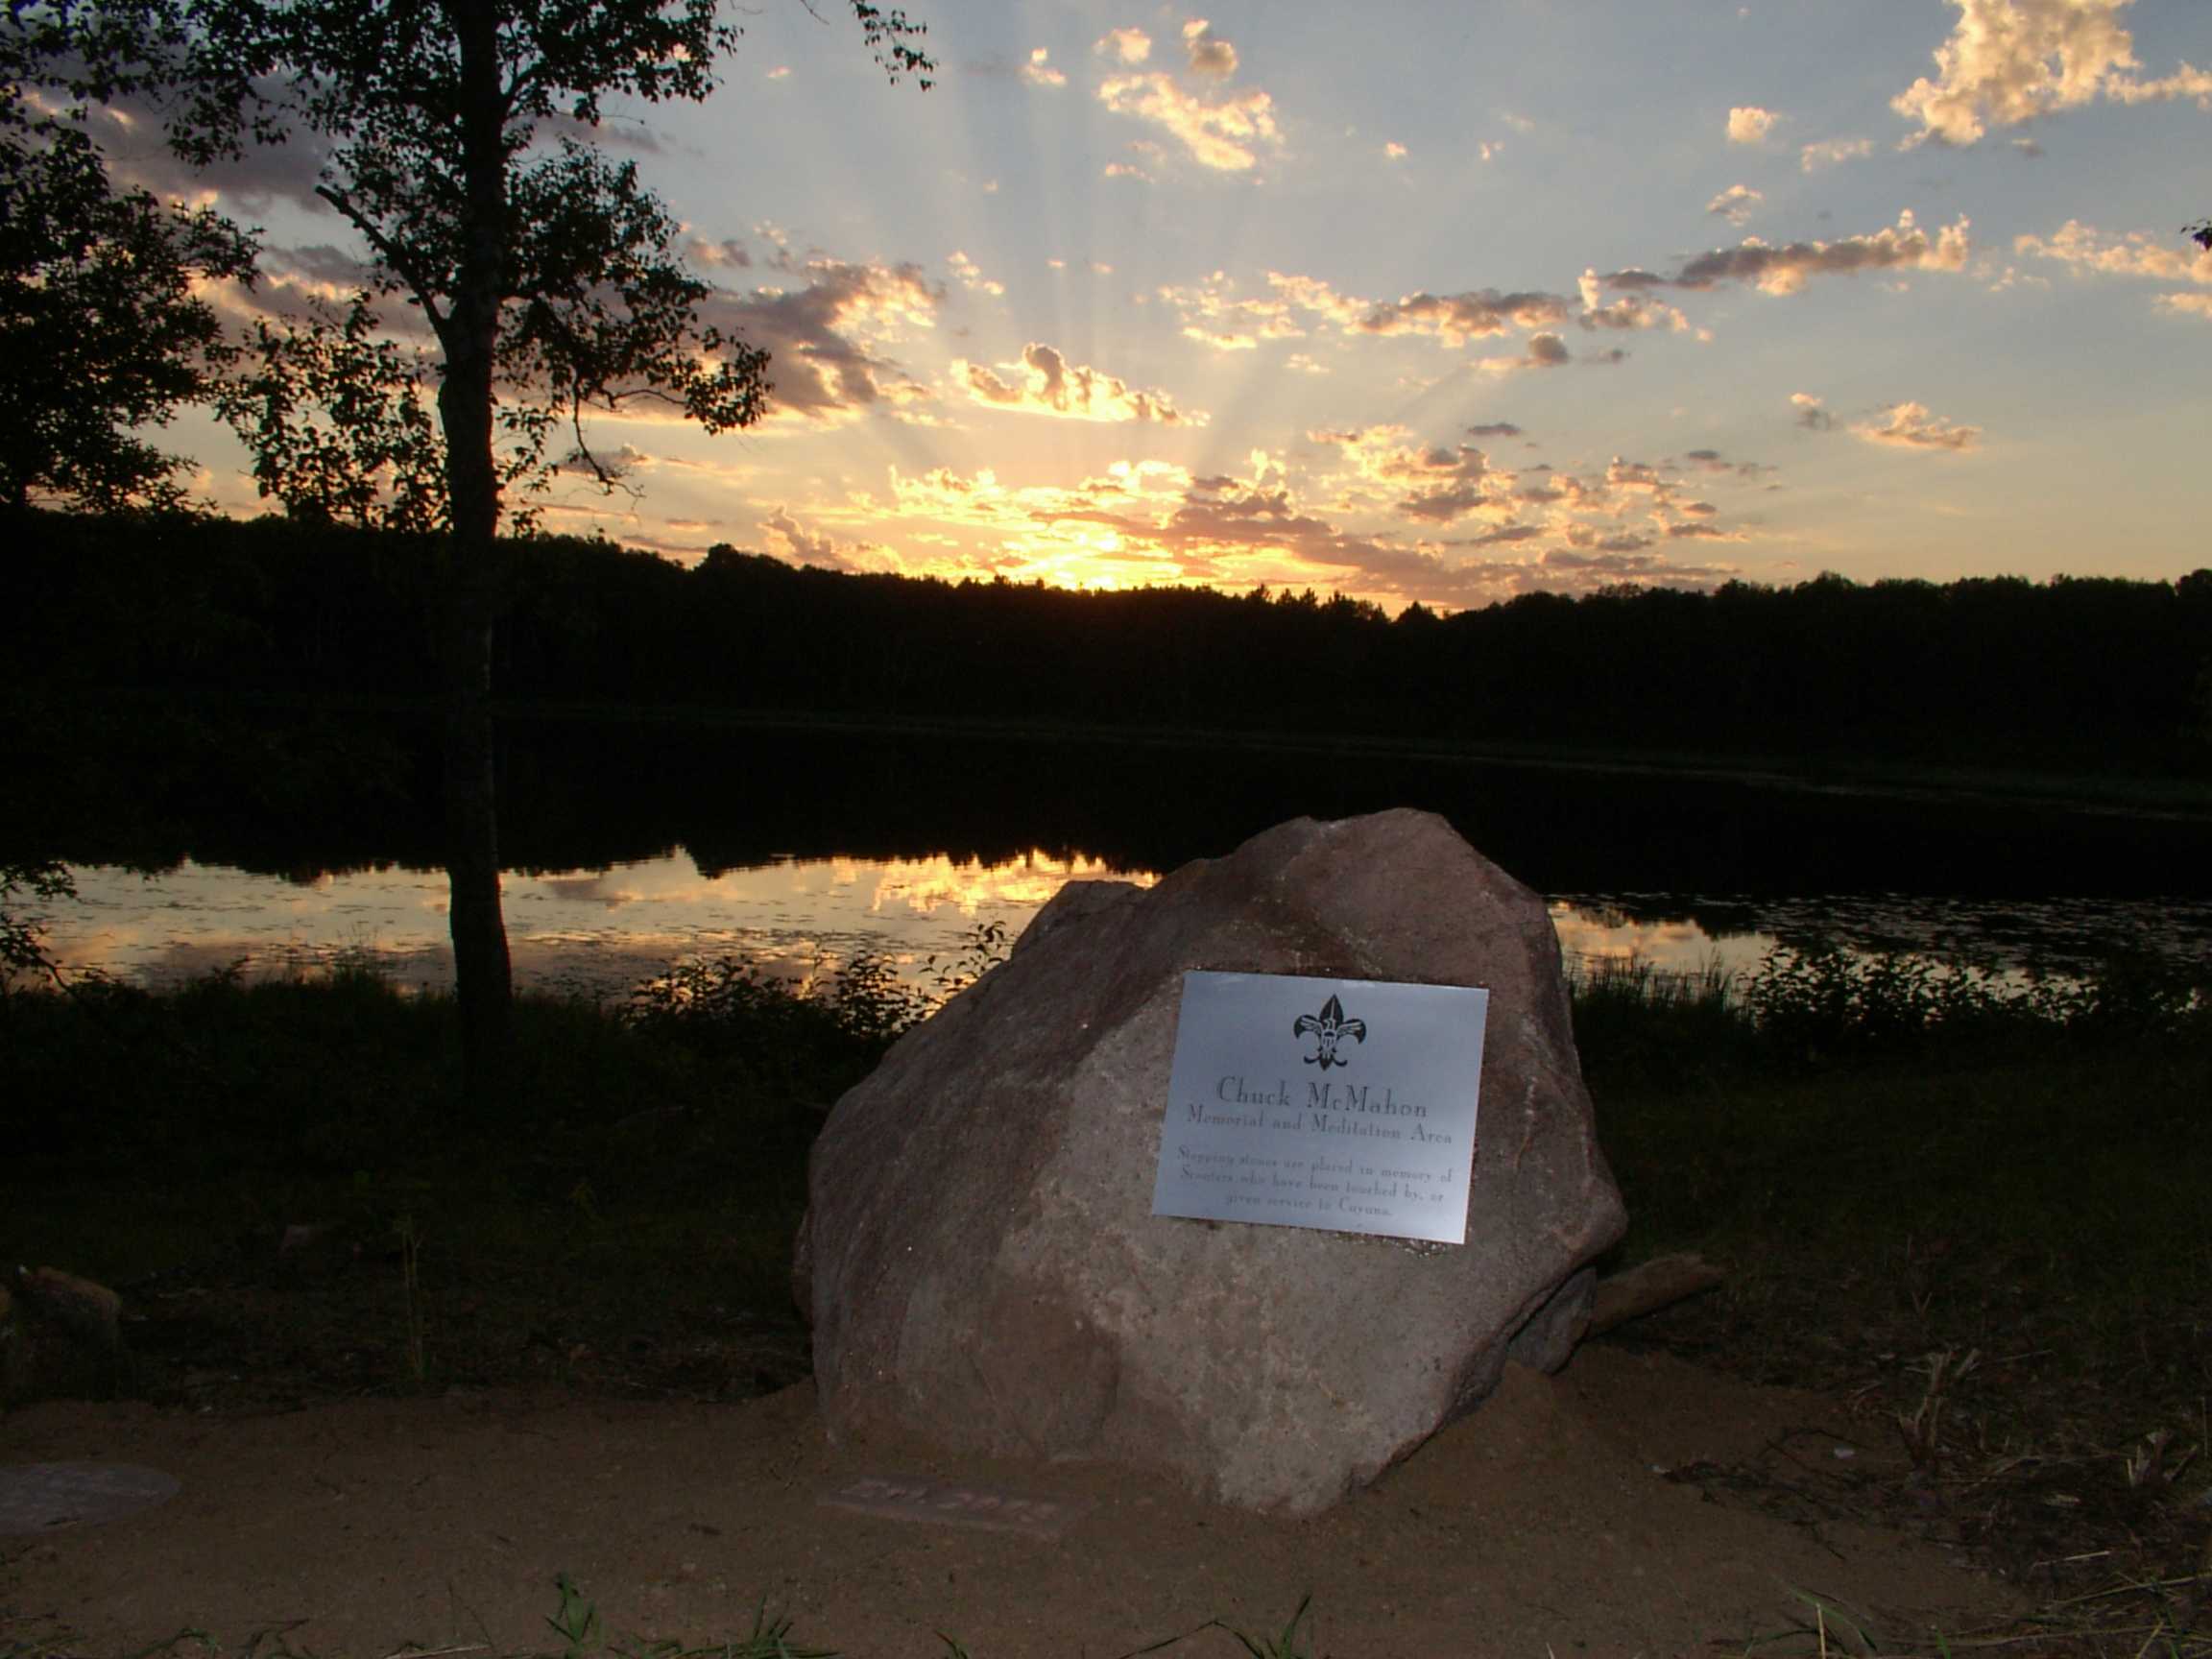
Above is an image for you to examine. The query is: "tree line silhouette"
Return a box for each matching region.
[15,510,2210,779]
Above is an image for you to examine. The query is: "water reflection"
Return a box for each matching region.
[46,846,2207,999]
[1548,902,1772,978]
[42,851,1161,998]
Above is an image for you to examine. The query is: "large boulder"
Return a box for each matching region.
[800,809,1624,1516]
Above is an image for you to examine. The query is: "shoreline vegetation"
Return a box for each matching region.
[4,935,2208,1654]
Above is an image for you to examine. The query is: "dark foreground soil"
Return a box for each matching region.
[1,1344,2021,1659]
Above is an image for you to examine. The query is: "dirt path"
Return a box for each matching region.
[2,1346,2017,1658]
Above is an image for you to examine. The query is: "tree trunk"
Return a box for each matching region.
[440,570,510,1099]
[440,0,515,1101]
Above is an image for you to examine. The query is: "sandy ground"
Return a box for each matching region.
[0,1345,2018,1659]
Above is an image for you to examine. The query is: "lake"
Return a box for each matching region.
[25,722,2212,996]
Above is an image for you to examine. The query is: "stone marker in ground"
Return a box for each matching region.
[0,1464,180,1535]
[799,808,1625,1518]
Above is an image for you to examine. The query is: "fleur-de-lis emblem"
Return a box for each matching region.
[1293,994,1366,1070]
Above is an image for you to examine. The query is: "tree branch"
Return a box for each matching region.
[314,182,449,333]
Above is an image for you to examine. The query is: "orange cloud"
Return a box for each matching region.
[1182,19,1238,79]
[1096,52,1281,171]
[1358,290,1574,344]
[1893,0,2212,146]
[1156,272,1309,349]
[1604,210,1971,297]
[1311,424,1516,523]
[1791,391,1837,430]
[1800,137,1874,171]
[1707,184,1763,225]
[957,344,1207,424]
[1727,106,1780,144]
[2014,219,2212,284]
[1852,401,1982,451]
[702,258,942,425]
[947,250,1005,296]
[848,444,1746,610]
[1094,27,1152,64]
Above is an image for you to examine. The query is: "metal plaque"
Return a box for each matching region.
[1151,971,1487,1244]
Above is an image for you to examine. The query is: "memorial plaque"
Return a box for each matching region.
[1152,971,1487,1244]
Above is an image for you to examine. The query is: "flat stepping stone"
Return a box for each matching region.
[0,1463,181,1535]
[819,1474,1089,1538]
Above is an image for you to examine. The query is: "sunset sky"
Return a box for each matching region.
[151,0,2212,613]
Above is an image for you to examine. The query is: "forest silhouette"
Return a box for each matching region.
[16,510,2209,780]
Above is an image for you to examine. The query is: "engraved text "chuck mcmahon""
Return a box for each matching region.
[1210,1078,1429,1118]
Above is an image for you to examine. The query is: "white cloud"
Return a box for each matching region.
[1852,400,1981,450]
[1707,183,1763,225]
[2157,294,2212,320]
[1021,48,1066,88]
[1800,137,1874,171]
[1384,141,1407,160]
[1727,105,1780,144]
[1893,0,2212,146]
[1182,19,1238,79]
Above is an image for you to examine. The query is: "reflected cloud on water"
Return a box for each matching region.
[37,850,2210,999]
[41,850,1160,998]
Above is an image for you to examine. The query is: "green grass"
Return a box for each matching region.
[3,941,2209,1656]
[0,1575,1322,1659]
[1568,948,2212,1656]
[1576,948,2211,1417]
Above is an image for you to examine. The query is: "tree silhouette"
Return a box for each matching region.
[216,293,453,532]
[0,60,254,512]
[66,0,931,1093]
